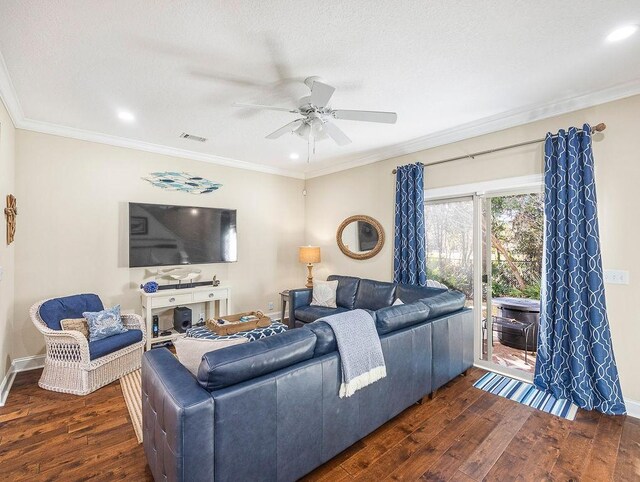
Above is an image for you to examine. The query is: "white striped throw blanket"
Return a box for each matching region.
[319,309,387,398]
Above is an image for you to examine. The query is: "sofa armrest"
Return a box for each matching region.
[142,349,214,482]
[288,288,312,323]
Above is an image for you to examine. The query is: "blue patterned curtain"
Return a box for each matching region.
[534,124,625,415]
[393,163,427,286]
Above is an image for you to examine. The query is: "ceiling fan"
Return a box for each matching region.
[233,76,397,157]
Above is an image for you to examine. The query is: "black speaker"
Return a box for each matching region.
[173,306,192,333]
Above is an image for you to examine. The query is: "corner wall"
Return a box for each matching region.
[0,97,15,382]
[13,130,305,361]
[304,94,640,404]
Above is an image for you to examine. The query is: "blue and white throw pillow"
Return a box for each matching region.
[83,305,128,342]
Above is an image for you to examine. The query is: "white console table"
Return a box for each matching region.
[140,285,232,350]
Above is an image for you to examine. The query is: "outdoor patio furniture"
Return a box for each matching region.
[482,315,535,364]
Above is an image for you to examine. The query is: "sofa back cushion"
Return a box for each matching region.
[327,275,360,309]
[39,294,104,330]
[375,301,431,335]
[354,279,396,311]
[197,329,317,391]
[395,284,446,304]
[304,320,336,356]
[422,290,467,319]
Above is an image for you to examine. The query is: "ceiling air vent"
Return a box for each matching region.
[180,132,207,142]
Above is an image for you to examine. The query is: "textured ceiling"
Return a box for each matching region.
[1,1,639,177]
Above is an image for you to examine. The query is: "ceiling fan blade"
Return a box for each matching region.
[233,102,299,113]
[310,81,335,108]
[323,121,352,146]
[332,109,397,124]
[266,119,305,139]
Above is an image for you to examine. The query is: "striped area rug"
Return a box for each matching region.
[474,372,579,420]
[120,368,143,443]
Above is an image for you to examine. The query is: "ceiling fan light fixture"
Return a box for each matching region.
[294,122,311,138]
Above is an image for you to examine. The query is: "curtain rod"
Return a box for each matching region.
[391,122,606,174]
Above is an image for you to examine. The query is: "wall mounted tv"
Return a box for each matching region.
[129,202,237,267]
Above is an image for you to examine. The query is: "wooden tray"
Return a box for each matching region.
[206,311,272,336]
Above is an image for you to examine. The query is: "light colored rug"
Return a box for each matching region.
[120,368,143,443]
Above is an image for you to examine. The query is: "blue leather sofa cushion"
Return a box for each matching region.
[395,284,446,304]
[327,275,360,309]
[197,329,317,391]
[304,320,337,357]
[295,305,348,324]
[422,290,467,319]
[375,301,430,335]
[354,279,396,311]
[39,294,104,330]
[89,329,142,360]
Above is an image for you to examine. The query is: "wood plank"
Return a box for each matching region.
[419,402,508,480]
[547,408,600,480]
[457,399,531,480]
[582,413,625,481]
[613,416,640,481]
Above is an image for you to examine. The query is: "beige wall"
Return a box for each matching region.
[0,98,15,380]
[13,130,305,360]
[305,94,640,403]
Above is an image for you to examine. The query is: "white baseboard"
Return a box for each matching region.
[0,354,45,407]
[625,398,640,419]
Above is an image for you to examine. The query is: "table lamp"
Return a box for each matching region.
[299,246,321,288]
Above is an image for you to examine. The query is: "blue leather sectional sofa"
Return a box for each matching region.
[142,275,473,482]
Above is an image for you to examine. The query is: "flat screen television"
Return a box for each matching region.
[129,202,237,267]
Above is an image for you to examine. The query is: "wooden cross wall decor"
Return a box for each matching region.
[4,194,17,245]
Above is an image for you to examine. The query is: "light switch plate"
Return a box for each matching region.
[603,269,630,285]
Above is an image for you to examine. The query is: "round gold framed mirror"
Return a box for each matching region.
[336,215,385,260]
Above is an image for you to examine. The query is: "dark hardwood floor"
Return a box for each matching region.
[1,367,638,481]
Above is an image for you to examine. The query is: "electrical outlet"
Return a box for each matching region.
[604,269,630,285]
[268,301,274,311]
[198,312,205,324]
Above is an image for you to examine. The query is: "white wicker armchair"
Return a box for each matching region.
[30,296,146,395]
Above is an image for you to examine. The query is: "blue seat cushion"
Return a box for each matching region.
[89,329,143,360]
[294,306,348,324]
[39,294,104,330]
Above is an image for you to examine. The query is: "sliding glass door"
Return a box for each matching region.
[426,184,543,381]
[425,197,474,305]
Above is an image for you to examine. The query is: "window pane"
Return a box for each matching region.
[425,198,474,303]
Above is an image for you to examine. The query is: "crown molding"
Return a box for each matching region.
[305,79,640,179]
[0,49,305,179]
[17,118,306,179]
[3,40,640,182]
[0,49,24,126]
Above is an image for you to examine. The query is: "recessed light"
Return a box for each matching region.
[289,153,300,160]
[117,110,136,123]
[606,24,638,43]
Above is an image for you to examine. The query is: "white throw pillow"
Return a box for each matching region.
[174,336,248,375]
[392,298,404,306]
[311,279,339,308]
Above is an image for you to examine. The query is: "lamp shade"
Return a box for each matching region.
[299,246,321,264]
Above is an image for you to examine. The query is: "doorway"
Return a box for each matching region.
[425,180,543,381]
